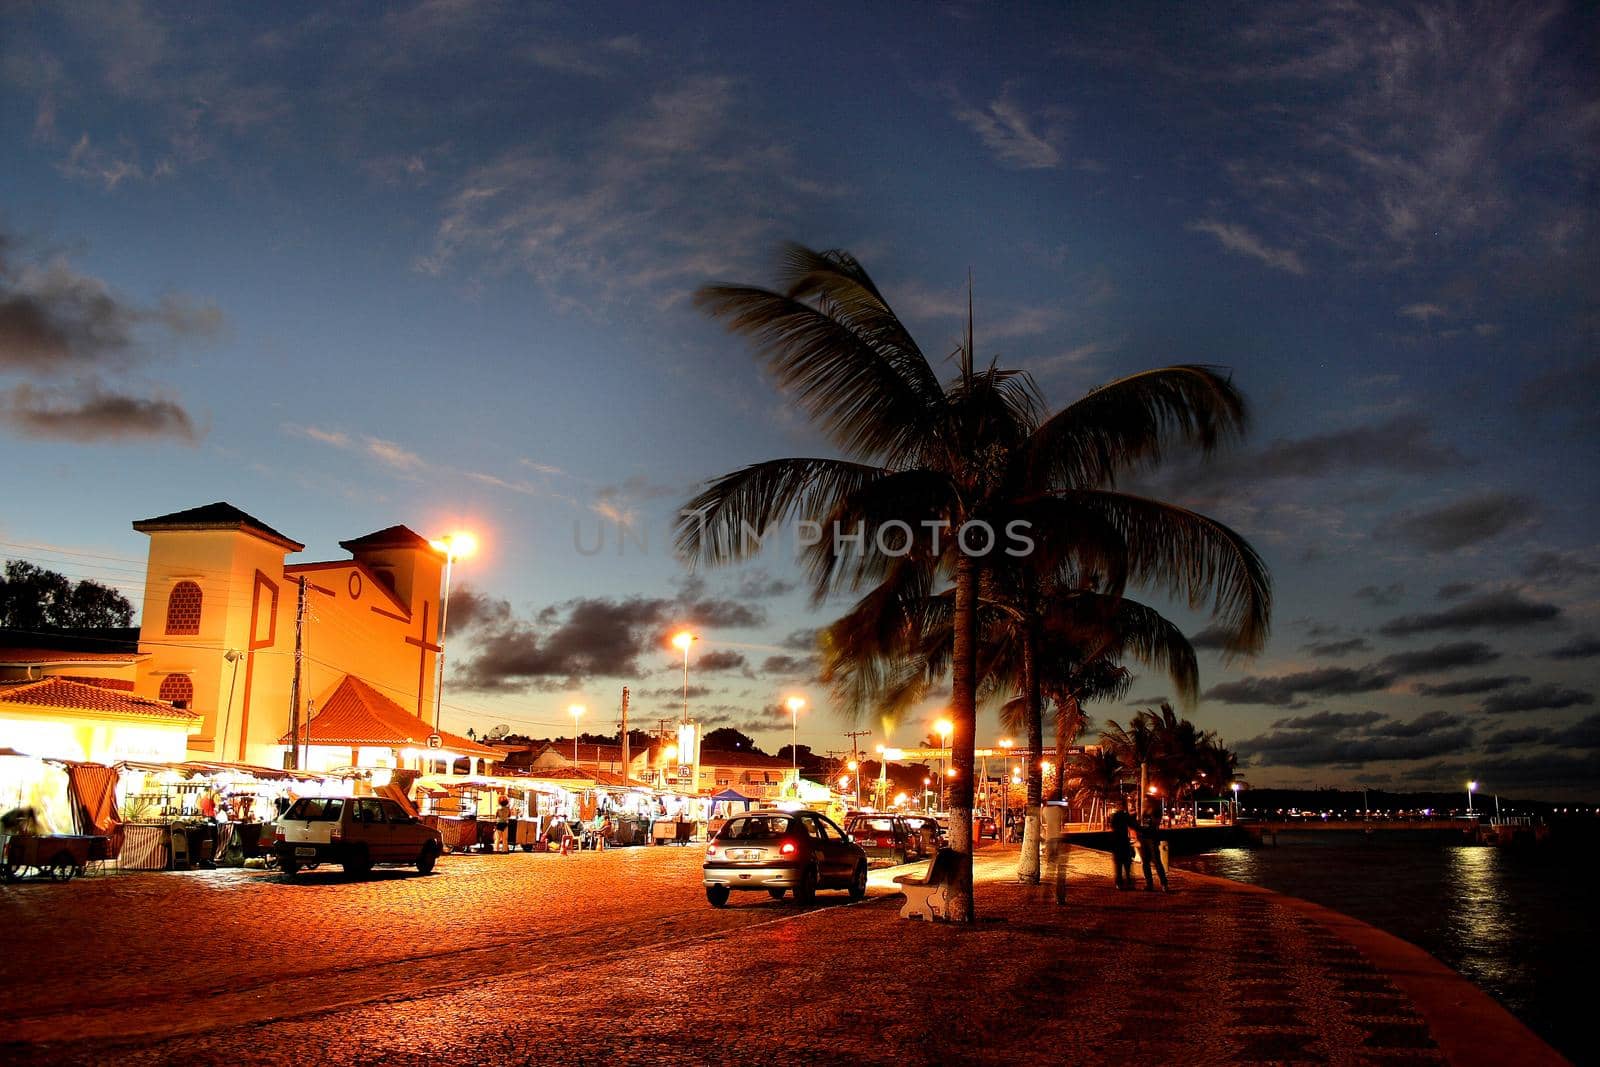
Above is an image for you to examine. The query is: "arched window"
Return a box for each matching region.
[165,581,202,635]
[159,674,194,709]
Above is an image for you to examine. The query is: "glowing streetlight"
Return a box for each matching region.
[569,704,584,766]
[671,631,696,725]
[1467,780,1478,814]
[848,759,861,809]
[1231,781,1241,822]
[428,531,478,732]
[786,696,805,789]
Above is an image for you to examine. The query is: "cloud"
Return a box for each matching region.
[696,649,749,673]
[1482,725,1551,754]
[1204,666,1394,707]
[445,586,513,634]
[1375,641,1500,675]
[780,628,820,653]
[1523,550,1600,587]
[363,435,427,472]
[735,569,795,600]
[1547,634,1600,661]
[1189,624,1234,651]
[1300,637,1372,658]
[1238,708,1474,768]
[1412,675,1530,698]
[454,587,765,692]
[948,91,1066,169]
[1353,583,1404,607]
[1187,219,1306,274]
[760,654,816,677]
[1481,685,1594,715]
[0,231,222,376]
[1378,591,1561,637]
[1376,492,1539,552]
[1436,581,1477,600]
[1551,714,1600,750]
[1398,303,1447,323]
[0,382,199,442]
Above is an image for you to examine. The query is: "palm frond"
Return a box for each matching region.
[1023,365,1248,490]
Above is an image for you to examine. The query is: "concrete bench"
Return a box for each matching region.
[894,847,967,921]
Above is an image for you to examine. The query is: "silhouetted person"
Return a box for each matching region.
[1108,798,1136,890]
[1138,800,1168,891]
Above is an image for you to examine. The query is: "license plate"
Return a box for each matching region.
[731,848,760,861]
[294,846,316,857]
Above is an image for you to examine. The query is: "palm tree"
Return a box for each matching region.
[677,245,1271,922]
[1069,746,1125,826]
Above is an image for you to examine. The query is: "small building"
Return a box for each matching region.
[0,677,200,763]
[280,675,501,777]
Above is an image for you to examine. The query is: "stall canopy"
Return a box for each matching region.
[710,787,754,803]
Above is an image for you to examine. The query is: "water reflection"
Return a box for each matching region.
[1448,846,1512,985]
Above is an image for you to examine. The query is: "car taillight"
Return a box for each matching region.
[272,827,284,843]
[779,840,797,856]
[705,843,720,858]
[330,826,342,841]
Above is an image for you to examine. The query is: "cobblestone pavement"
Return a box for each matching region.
[0,844,1559,1065]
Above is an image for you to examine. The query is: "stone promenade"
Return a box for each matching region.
[0,842,1564,1065]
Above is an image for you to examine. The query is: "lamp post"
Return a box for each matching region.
[848,759,860,810]
[1467,780,1477,815]
[923,776,932,812]
[998,738,1014,834]
[1231,781,1241,822]
[934,718,952,810]
[569,704,584,767]
[786,696,805,794]
[671,632,696,724]
[428,531,478,732]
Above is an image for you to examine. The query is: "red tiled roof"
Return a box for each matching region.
[0,678,200,723]
[284,676,500,759]
[0,647,144,666]
[133,501,304,552]
[697,748,792,769]
[339,525,435,553]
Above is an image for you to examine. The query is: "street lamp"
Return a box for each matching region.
[671,631,696,724]
[786,696,805,792]
[848,759,860,810]
[943,766,956,811]
[569,704,584,766]
[934,718,953,809]
[998,738,1014,833]
[923,775,932,811]
[428,531,478,731]
[1231,781,1241,822]
[1467,780,1478,815]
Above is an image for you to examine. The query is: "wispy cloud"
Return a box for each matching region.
[1187,219,1307,274]
[948,90,1066,169]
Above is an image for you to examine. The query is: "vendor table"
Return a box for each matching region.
[120,824,170,870]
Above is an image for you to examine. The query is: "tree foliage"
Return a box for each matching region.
[0,560,134,630]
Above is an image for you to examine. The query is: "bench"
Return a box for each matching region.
[893,847,968,921]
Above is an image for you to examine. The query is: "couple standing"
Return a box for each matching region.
[1109,797,1168,891]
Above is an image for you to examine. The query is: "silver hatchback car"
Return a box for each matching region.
[702,809,868,906]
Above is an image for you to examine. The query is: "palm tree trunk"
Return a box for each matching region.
[1052,691,1075,803]
[1018,625,1043,884]
[946,551,978,922]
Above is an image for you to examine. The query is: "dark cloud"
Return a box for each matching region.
[1482,726,1551,754]
[1375,641,1500,675]
[1300,637,1371,658]
[646,684,712,700]
[446,586,513,634]
[1150,414,1466,496]
[0,236,223,374]
[735,569,796,599]
[1376,492,1538,552]
[1204,666,1393,707]
[1189,624,1234,651]
[0,383,199,442]
[455,588,765,692]
[780,628,820,653]
[1436,581,1476,600]
[1353,583,1404,607]
[1413,675,1530,698]
[1522,550,1600,587]
[1518,357,1600,435]
[1378,591,1561,637]
[760,654,816,677]
[696,649,749,672]
[1551,714,1600,750]
[1269,710,1383,731]
[1547,634,1600,661]
[1481,685,1594,715]
[1238,707,1474,768]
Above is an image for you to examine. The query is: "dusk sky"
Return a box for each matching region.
[2,2,1595,798]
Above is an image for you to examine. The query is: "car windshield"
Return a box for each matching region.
[285,798,344,820]
[851,818,898,833]
[720,815,792,840]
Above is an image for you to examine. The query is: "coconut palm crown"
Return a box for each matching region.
[676,245,1271,921]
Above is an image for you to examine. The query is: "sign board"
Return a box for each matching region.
[426,733,443,749]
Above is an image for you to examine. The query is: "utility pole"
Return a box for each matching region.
[287,575,307,770]
[844,729,869,811]
[619,687,630,780]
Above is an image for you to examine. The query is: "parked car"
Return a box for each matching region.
[900,813,944,854]
[702,809,867,907]
[273,796,442,878]
[843,812,924,867]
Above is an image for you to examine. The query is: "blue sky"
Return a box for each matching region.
[2,1,1596,797]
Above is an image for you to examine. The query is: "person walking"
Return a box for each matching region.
[1137,799,1169,892]
[494,796,512,853]
[1108,797,1136,890]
